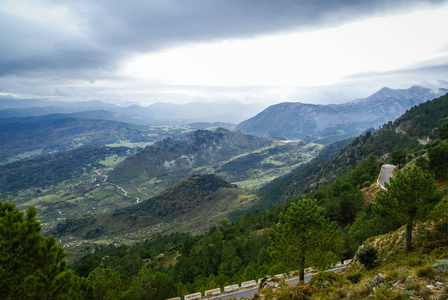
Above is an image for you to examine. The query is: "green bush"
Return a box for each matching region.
[278,284,317,300]
[346,272,362,284]
[309,271,342,289]
[416,264,436,279]
[358,245,378,270]
[389,267,411,283]
[405,256,424,267]
[404,279,420,291]
[431,247,448,259]
[433,259,448,273]
[362,279,376,296]
[374,285,408,300]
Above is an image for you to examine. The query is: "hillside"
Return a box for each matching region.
[0,146,140,228]
[53,174,257,243]
[0,117,157,164]
[0,146,130,194]
[65,130,448,299]
[255,219,448,299]
[258,92,448,207]
[107,128,323,198]
[236,85,447,141]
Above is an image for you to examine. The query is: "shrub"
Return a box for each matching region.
[431,247,448,259]
[346,272,362,284]
[438,287,448,300]
[287,284,317,299]
[405,256,424,267]
[416,264,436,279]
[358,245,378,270]
[362,279,376,296]
[417,286,433,298]
[433,259,448,273]
[374,285,408,300]
[309,271,342,289]
[278,290,295,300]
[404,279,420,291]
[395,267,411,283]
[363,181,372,188]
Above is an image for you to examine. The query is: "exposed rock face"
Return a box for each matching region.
[108,128,273,183]
[236,86,447,140]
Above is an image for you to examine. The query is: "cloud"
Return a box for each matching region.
[0,0,444,77]
[343,55,448,81]
[1,0,448,106]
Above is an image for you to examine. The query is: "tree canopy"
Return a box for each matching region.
[269,198,339,282]
[0,201,80,299]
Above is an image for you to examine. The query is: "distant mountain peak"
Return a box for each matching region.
[236,85,446,141]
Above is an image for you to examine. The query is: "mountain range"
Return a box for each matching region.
[236,85,448,141]
[51,91,448,248]
[0,99,264,125]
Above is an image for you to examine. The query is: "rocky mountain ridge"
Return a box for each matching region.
[236,85,447,141]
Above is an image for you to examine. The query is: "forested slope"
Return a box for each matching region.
[257,92,448,207]
[53,174,256,241]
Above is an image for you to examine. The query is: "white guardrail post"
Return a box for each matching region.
[183,292,202,300]
[223,284,239,292]
[241,280,257,288]
[204,288,221,297]
[166,258,353,300]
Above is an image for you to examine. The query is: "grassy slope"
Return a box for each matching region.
[54,175,257,247]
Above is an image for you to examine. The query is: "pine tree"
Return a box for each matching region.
[0,201,80,299]
[375,166,441,251]
[269,198,339,282]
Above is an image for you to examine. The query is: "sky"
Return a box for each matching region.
[1,0,448,106]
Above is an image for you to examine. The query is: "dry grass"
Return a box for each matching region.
[361,183,382,206]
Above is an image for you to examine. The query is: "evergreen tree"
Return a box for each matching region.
[439,123,448,140]
[0,201,80,299]
[375,166,441,251]
[428,141,448,179]
[391,149,406,169]
[127,267,178,300]
[269,198,339,282]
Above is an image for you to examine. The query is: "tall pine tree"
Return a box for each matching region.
[0,201,80,299]
[269,198,339,282]
[375,166,441,251]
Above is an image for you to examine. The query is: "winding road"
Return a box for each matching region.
[95,169,140,204]
[377,164,396,190]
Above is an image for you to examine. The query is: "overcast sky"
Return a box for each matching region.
[1,0,448,106]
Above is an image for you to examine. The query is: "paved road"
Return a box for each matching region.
[417,139,427,145]
[378,164,396,189]
[209,266,346,300]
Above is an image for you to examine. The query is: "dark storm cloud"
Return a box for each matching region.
[0,0,445,77]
